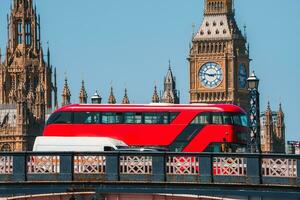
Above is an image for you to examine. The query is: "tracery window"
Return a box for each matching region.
[17,22,22,44]
[1,144,12,152]
[25,22,31,45]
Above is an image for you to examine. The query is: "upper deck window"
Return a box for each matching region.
[191,112,248,127]
[47,112,72,124]
[73,112,100,124]
[47,111,179,125]
[124,112,142,124]
[144,112,169,124]
[102,112,122,124]
[191,113,210,125]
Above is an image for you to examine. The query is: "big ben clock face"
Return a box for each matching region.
[238,64,247,88]
[199,62,223,88]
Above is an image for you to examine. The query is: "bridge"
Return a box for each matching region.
[0,152,299,199]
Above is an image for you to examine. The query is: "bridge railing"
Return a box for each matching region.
[0,152,299,186]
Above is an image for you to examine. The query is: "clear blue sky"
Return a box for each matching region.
[0,0,299,141]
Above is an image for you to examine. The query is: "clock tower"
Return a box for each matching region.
[189,0,250,111]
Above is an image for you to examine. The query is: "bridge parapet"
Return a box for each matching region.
[0,152,299,186]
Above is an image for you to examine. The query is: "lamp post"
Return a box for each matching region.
[91,91,102,104]
[247,71,261,153]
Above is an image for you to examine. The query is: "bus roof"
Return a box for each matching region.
[55,104,246,113]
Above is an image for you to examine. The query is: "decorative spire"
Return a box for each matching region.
[79,80,88,104]
[279,103,283,113]
[108,87,116,104]
[121,88,130,104]
[62,76,71,106]
[277,103,284,118]
[47,42,50,68]
[267,101,271,111]
[165,89,174,104]
[54,68,58,108]
[161,61,180,104]
[152,85,160,103]
[243,24,247,41]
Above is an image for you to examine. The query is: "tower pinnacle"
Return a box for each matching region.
[108,87,116,104]
[122,88,130,104]
[79,80,88,104]
[62,77,71,106]
[152,85,160,103]
[205,0,233,15]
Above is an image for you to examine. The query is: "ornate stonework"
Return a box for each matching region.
[151,86,160,103]
[189,0,250,111]
[108,87,116,104]
[260,103,286,153]
[62,77,71,106]
[161,62,180,104]
[122,88,130,104]
[0,0,56,151]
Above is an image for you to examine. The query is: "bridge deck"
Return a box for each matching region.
[0,152,299,198]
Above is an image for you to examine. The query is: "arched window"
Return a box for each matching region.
[25,22,31,45]
[17,21,22,44]
[1,144,12,152]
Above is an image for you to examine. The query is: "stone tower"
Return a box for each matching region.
[108,87,116,104]
[79,80,88,104]
[122,88,130,104]
[275,103,285,152]
[151,85,160,103]
[260,103,286,153]
[0,0,55,151]
[62,77,71,106]
[161,61,180,104]
[189,0,250,111]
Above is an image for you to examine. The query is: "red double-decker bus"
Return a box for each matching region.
[43,104,249,153]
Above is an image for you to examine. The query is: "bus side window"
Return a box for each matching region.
[73,112,101,124]
[162,113,169,124]
[124,112,142,124]
[170,112,179,123]
[104,146,115,151]
[102,112,118,124]
[47,112,72,124]
[85,112,101,124]
[223,113,233,125]
[233,115,242,126]
[212,113,223,124]
[144,113,159,124]
[191,113,210,125]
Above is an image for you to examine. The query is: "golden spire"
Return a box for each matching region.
[108,86,116,104]
[278,103,283,114]
[79,80,88,104]
[152,85,160,103]
[62,76,71,106]
[122,88,130,104]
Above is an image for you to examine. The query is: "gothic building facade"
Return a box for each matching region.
[160,62,180,104]
[260,103,285,153]
[0,0,57,151]
[189,0,250,111]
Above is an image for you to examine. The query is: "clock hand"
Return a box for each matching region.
[200,72,217,77]
[207,73,217,77]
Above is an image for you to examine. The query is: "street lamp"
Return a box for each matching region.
[91,91,102,104]
[247,71,261,153]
